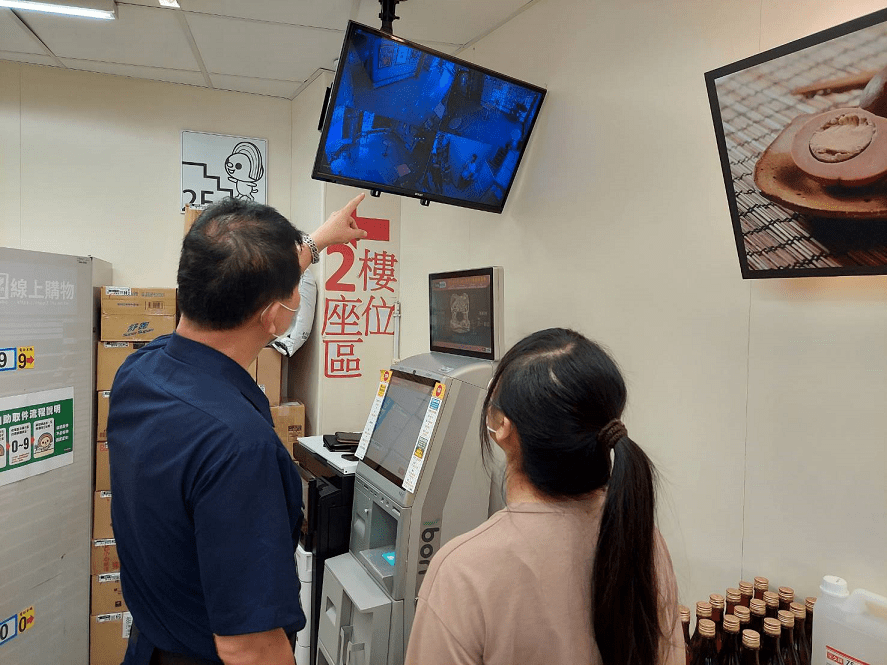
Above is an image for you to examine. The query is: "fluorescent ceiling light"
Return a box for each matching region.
[158,0,179,6]
[0,0,116,19]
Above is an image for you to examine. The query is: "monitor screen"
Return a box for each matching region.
[362,370,437,487]
[705,8,887,278]
[312,22,546,214]
[429,267,500,360]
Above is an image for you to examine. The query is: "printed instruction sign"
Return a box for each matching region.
[0,605,35,650]
[402,382,446,493]
[181,131,268,210]
[0,388,74,488]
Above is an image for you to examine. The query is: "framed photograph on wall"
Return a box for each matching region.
[705,8,887,278]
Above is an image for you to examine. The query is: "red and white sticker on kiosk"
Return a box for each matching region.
[402,382,446,493]
[355,370,393,460]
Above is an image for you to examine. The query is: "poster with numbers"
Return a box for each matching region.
[0,387,74,487]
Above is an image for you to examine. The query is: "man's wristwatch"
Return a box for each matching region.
[304,235,320,264]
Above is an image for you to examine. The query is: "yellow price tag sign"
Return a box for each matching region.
[18,606,34,633]
[17,346,35,370]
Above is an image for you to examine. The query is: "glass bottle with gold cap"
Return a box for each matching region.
[763,591,780,619]
[719,614,742,665]
[790,602,811,665]
[803,598,815,661]
[760,618,786,665]
[692,601,713,656]
[691,619,719,665]
[710,594,726,652]
[777,610,799,665]
[749,598,767,636]
[778,587,794,613]
[741,629,761,665]
[734,606,751,633]
[754,577,769,601]
[739,581,754,608]
[726,588,742,616]
[680,604,692,665]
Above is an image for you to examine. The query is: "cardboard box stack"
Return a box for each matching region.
[255,347,284,407]
[253,347,306,457]
[92,286,175,665]
[270,401,305,458]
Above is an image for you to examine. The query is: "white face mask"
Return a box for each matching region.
[262,301,299,344]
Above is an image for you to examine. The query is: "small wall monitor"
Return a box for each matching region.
[429,266,503,361]
[361,370,437,487]
[312,22,546,214]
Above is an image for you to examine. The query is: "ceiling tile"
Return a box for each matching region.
[125,0,356,29]
[0,8,47,55]
[0,50,57,66]
[186,13,344,82]
[59,58,208,86]
[209,73,300,99]
[20,3,200,70]
[354,0,531,45]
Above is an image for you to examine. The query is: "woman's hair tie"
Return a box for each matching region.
[597,419,627,451]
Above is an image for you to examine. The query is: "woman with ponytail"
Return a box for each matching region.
[404,328,683,665]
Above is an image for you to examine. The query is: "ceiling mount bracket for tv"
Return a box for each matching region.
[378,0,403,34]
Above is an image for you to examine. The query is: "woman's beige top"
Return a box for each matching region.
[404,493,684,665]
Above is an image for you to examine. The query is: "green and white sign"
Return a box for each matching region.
[0,387,74,487]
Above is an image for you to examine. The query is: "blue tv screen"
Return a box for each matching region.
[312,22,546,214]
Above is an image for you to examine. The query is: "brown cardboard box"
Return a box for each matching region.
[91,539,120,575]
[255,347,283,407]
[95,440,110,491]
[91,573,128,614]
[90,612,131,665]
[270,402,305,458]
[96,342,144,391]
[97,391,110,442]
[100,286,176,342]
[184,205,202,236]
[93,490,113,540]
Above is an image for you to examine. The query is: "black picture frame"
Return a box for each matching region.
[705,8,887,278]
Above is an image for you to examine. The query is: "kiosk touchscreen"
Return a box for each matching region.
[316,354,495,665]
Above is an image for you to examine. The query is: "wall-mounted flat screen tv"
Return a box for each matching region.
[705,8,887,278]
[312,22,546,214]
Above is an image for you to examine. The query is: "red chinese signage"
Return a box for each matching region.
[322,212,396,379]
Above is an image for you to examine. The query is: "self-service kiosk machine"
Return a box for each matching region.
[316,267,503,665]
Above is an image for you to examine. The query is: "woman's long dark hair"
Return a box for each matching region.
[479,328,663,665]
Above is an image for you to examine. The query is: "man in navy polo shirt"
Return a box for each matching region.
[108,194,366,665]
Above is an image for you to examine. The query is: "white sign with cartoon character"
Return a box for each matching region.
[181,131,268,210]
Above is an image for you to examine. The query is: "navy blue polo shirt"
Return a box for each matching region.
[108,333,304,662]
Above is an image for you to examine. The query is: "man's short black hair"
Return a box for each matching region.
[177,198,303,330]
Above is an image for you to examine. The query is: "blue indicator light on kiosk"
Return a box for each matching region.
[382,551,396,566]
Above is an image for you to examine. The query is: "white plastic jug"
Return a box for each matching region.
[811,576,887,665]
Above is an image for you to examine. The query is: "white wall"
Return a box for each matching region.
[0,62,292,284]
[1,0,885,614]
[394,0,887,606]
[288,71,332,434]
